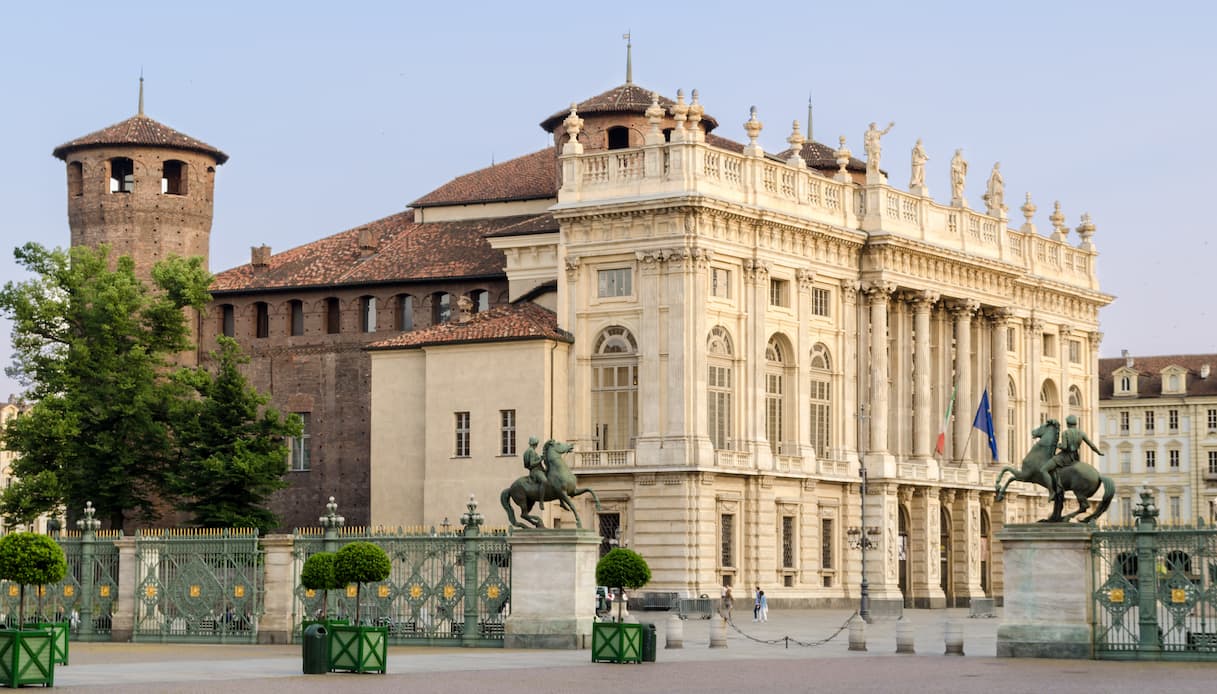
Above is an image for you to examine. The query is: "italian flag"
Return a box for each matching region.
[935,384,957,456]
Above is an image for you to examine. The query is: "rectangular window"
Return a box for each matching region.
[821,518,834,570]
[255,303,269,339]
[769,278,790,307]
[811,287,831,317]
[1145,449,1156,470]
[290,301,304,336]
[711,268,731,299]
[1042,333,1055,358]
[1145,410,1155,434]
[720,514,735,567]
[500,409,516,456]
[781,516,796,569]
[765,373,784,455]
[1209,409,1217,430]
[1068,339,1081,364]
[708,365,732,450]
[1169,409,1179,431]
[1169,449,1180,469]
[1119,411,1129,434]
[221,305,235,337]
[1119,451,1131,474]
[1209,451,1217,474]
[809,379,831,458]
[454,412,471,457]
[360,296,377,333]
[1170,496,1181,524]
[1122,497,1134,526]
[1006,326,1016,352]
[325,298,341,334]
[597,268,632,298]
[598,512,621,558]
[288,413,311,471]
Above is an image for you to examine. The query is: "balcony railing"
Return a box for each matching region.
[573,450,635,468]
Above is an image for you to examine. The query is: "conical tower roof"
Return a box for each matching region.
[53,113,228,164]
[540,82,719,134]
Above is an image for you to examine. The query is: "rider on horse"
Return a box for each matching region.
[1038,415,1103,500]
[523,436,546,509]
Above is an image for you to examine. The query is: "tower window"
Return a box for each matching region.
[469,290,489,314]
[360,296,377,332]
[162,160,188,195]
[607,126,630,150]
[432,292,451,324]
[220,304,235,337]
[68,161,83,197]
[325,298,341,334]
[394,294,414,331]
[109,157,134,193]
[289,300,304,336]
[254,302,269,339]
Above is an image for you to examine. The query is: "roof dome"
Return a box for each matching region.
[53,113,228,164]
[540,83,718,134]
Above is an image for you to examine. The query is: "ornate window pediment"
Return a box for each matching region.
[1160,365,1187,395]
[1113,366,1138,397]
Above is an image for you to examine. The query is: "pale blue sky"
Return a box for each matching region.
[1,1,1214,396]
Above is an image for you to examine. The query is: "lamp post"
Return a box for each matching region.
[848,404,879,623]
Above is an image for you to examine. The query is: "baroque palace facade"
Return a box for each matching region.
[52,76,1111,608]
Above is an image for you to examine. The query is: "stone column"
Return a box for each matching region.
[1027,318,1043,425]
[110,536,137,642]
[258,534,295,644]
[504,529,601,649]
[996,524,1095,658]
[1088,331,1103,452]
[635,251,665,454]
[891,296,910,458]
[954,491,987,604]
[865,282,894,459]
[912,292,937,459]
[795,269,816,464]
[745,259,772,469]
[909,488,945,608]
[991,310,1010,466]
[1059,324,1073,419]
[688,247,713,464]
[842,282,860,460]
[950,301,978,463]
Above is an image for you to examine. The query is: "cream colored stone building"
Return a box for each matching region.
[368,79,1112,609]
[1098,352,1217,526]
[0,396,51,534]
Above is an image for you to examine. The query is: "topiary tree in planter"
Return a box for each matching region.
[595,548,651,623]
[300,551,340,621]
[333,541,391,625]
[0,532,67,628]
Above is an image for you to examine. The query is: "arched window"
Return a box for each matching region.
[469,289,489,314]
[1068,385,1083,415]
[289,300,304,336]
[765,335,792,455]
[219,304,235,338]
[325,297,341,334]
[809,343,832,458]
[1040,379,1060,425]
[162,159,188,195]
[254,302,269,339]
[68,161,83,197]
[394,294,414,331]
[607,126,630,150]
[432,292,451,324]
[109,157,134,193]
[592,326,638,450]
[707,327,734,451]
[1119,376,1131,392]
[360,296,377,333]
[1007,376,1019,464]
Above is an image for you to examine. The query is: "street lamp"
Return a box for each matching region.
[849,404,879,623]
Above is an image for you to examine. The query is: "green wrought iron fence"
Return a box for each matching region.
[1092,494,1217,661]
[292,514,510,646]
[0,530,121,640]
[132,528,263,643]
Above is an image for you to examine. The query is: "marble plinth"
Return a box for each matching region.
[503,528,599,649]
[995,523,1094,659]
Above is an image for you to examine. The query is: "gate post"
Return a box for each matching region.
[1133,491,1161,654]
[76,502,101,639]
[110,536,137,642]
[460,495,483,646]
[259,534,296,644]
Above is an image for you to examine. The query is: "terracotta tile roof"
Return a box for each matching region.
[774,141,867,173]
[209,211,547,293]
[52,114,229,164]
[368,301,572,350]
[483,213,559,238]
[539,83,719,133]
[1098,354,1217,399]
[411,148,558,208]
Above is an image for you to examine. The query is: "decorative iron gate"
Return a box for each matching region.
[132,529,263,643]
[1093,491,1217,660]
[292,497,510,646]
[52,529,121,640]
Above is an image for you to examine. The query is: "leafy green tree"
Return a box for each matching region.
[300,551,340,620]
[595,548,651,622]
[0,532,68,626]
[0,243,210,528]
[168,337,301,533]
[334,542,391,624]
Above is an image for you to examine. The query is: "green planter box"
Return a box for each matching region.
[0,628,55,688]
[33,622,68,666]
[591,621,642,663]
[328,625,387,674]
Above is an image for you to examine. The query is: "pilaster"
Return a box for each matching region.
[911,291,938,460]
[949,300,979,463]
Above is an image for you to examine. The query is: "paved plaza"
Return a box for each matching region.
[53,609,1216,693]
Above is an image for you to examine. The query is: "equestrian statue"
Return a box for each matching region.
[501,438,602,529]
[994,415,1115,523]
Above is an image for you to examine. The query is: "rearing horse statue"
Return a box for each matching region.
[994,418,1115,523]
[501,439,602,529]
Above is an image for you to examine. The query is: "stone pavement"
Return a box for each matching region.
[51,608,1216,693]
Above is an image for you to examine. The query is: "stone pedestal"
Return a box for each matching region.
[995,524,1094,659]
[503,528,599,649]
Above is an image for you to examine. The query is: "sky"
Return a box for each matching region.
[0,1,1214,397]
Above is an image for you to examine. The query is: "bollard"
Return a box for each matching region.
[666,614,684,649]
[709,615,728,648]
[848,615,867,652]
[944,620,964,655]
[895,618,915,654]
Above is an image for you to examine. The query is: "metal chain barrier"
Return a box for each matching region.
[721,610,859,648]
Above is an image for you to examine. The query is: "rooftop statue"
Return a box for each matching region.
[864,121,895,176]
[950,149,968,206]
[994,417,1115,523]
[983,162,1006,217]
[501,438,602,529]
[910,138,928,190]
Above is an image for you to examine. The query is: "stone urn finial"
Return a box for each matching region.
[743,106,763,147]
[671,89,689,128]
[787,119,805,152]
[688,89,704,133]
[835,135,852,176]
[1049,200,1066,236]
[562,103,584,141]
[1076,213,1096,249]
[645,92,664,125]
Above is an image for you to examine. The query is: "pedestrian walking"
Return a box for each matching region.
[722,586,733,618]
[753,586,761,622]
[758,590,768,622]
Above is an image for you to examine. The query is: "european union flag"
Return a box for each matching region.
[972,389,998,461]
